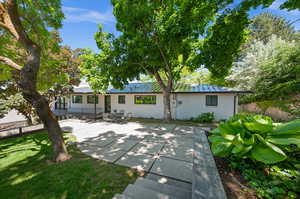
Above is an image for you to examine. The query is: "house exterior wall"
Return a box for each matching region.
[63,93,237,120]
[110,94,164,119]
[68,94,104,113]
[174,93,236,120]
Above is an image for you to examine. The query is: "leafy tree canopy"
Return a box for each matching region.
[250,12,298,43]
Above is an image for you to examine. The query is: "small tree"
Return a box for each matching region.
[0,0,70,162]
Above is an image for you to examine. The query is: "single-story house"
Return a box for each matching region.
[52,82,250,120]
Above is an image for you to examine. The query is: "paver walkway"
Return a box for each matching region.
[60,119,226,199]
[60,120,196,182]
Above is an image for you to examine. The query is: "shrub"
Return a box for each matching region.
[192,112,214,123]
[208,114,300,164]
[229,156,300,199]
[227,112,257,122]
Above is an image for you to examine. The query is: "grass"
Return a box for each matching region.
[0,131,139,199]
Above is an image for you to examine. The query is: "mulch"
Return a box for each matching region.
[214,157,257,199]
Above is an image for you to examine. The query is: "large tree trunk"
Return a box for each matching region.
[153,72,173,121]
[4,0,71,162]
[19,47,71,162]
[22,89,71,162]
[163,91,172,121]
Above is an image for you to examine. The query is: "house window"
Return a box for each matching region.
[87,95,98,104]
[72,95,83,104]
[118,95,126,104]
[206,95,218,106]
[134,95,156,104]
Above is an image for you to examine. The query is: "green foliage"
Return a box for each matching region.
[0,1,73,92]
[0,100,8,118]
[250,12,297,43]
[209,114,300,164]
[229,156,300,199]
[254,43,300,100]
[82,0,252,94]
[191,112,215,123]
[228,12,300,110]
[193,9,249,78]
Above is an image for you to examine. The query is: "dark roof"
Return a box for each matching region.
[73,82,250,94]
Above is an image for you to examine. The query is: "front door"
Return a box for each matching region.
[104,95,111,113]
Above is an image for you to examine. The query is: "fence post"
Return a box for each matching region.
[19,127,22,135]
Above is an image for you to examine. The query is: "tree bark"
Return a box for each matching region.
[163,91,172,121]
[22,89,70,162]
[1,0,71,162]
[153,71,172,121]
[22,111,33,126]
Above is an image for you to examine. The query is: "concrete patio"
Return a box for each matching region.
[60,120,195,183]
[60,119,226,198]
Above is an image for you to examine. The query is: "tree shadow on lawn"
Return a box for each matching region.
[0,132,139,199]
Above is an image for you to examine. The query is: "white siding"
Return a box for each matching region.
[68,94,104,113]
[66,93,237,120]
[174,93,236,120]
[110,94,164,119]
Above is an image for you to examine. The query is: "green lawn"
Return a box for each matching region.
[0,131,139,199]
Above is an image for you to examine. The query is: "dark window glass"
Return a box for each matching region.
[206,95,218,106]
[118,95,126,104]
[72,95,83,104]
[87,95,99,104]
[134,95,156,104]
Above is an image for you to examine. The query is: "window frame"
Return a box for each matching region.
[87,95,99,104]
[206,95,218,107]
[134,95,156,105]
[72,95,83,104]
[118,95,126,104]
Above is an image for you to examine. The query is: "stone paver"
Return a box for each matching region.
[116,152,156,171]
[146,173,192,191]
[108,139,139,152]
[160,144,193,162]
[131,141,165,155]
[150,156,193,182]
[60,120,216,187]
[82,147,127,163]
[193,127,227,199]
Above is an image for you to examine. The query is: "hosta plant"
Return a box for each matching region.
[208,115,300,164]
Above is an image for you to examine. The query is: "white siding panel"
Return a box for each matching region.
[175,94,235,120]
[110,94,164,119]
[67,93,236,120]
[69,94,104,113]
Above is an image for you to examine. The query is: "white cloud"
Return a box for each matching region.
[62,6,115,24]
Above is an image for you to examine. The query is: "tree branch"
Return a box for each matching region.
[0,56,22,70]
[6,0,39,51]
[0,2,19,39]
[153,71,167,92]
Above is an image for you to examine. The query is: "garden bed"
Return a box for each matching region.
[214,156,257,199]
[205,114,300,199]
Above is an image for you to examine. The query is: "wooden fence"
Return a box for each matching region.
[0,123,45,140]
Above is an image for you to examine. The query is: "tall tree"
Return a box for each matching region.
[0,44,81,125]
[81,0,249,121]
[250,12,297,43]
[0,0,70,162]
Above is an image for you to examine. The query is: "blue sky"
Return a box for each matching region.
[60,0,300,52]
